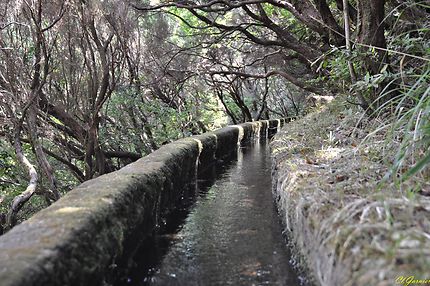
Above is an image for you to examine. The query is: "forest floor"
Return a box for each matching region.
[271,98,430,286]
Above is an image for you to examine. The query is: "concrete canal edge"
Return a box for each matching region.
[0,119,284,286]
[271,102,430,286]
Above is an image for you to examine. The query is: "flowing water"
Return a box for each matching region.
[113,139,302,286]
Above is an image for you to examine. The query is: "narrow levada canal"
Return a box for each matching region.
[114,138,302,286]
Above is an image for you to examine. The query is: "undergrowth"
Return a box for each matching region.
[271,97,430,286]
[337,1,430,190]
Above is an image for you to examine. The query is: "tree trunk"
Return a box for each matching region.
[357,0,387,75]
[7,126,39,228]
[357,0,397,108]
[27,104,61,202]
[313,0,344,45]
[216,89,239,124]
[335,0,357,23]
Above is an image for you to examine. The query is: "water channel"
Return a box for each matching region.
[113,138,302,286]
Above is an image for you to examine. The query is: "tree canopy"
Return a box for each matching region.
[1,0,429,231]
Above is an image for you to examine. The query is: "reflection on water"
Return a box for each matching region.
[113,139,301,286]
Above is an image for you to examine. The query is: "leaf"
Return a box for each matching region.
[402,152,430,181]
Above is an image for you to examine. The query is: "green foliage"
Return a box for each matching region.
[102,87,226,155]
[0,141,25,215]
[389,68,430,182]
[318,2,430,187]
[0,143,17,190]
[323,49,354,82]
[373,12,430,184]
[0,139,76,219]
[167,7,214,45]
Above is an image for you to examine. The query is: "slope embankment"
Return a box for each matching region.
[271,100,430,286]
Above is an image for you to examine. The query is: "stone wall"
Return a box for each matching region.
[0,119,283,286]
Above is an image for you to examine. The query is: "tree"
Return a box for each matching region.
[1,0,428,231]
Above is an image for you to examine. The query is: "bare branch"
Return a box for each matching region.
[209,69,323,94]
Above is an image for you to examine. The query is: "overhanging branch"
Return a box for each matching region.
[209,69,323,94]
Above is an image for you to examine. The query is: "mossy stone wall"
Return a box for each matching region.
[0,119,283,286]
